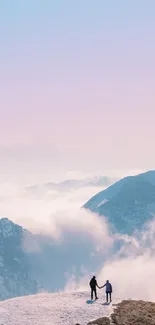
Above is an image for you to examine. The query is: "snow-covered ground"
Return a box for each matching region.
[0,291,120,325]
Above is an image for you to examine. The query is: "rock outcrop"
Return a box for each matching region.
[82,299,155,325]
[88,316,110,324]
[111,299,155,325]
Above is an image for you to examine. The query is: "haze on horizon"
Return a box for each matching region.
[0,0,155,185]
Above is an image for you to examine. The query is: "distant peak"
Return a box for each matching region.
[0,218,19,238]
[0,217,12,223]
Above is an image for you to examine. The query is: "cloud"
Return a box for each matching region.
[19,205,114,293]
[0,174,116,293]
[46,208,112,244]
[64,219,155,301]
[97,253,155,301]
[0,176,113,255]
[0,175,110,235]
[1,171,155,301]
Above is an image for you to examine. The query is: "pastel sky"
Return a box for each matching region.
[0,0,155,183]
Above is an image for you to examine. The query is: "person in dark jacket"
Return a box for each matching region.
[89,276,100,300]
[101,280,112,302]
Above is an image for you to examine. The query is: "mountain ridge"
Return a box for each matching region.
[0,217,39,300]
[26,175,115,194]
[84,170,155,234]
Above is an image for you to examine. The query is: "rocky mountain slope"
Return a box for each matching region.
[84,170,155,234]
[0,218,39,300]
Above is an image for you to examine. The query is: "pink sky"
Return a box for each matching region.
[0,1,155,183]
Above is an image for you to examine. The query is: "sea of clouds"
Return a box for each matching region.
[0,169,154,301]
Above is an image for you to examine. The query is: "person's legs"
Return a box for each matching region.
[91,287,98,300]
[106,292,112,302]
[94,287,98,299]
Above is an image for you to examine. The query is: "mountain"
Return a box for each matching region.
[0,291,118,324]
[84,170,155,234]
[27,176,114,194]
[2,171,155,301]
[0,218,39,300]
[0,218,105,299]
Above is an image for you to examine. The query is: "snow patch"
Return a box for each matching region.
[97,199,109,208]
[0,291,119,325]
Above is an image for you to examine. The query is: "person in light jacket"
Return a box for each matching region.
[100,280,112,302]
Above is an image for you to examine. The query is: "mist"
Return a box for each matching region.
[64,219,155,301]
[0,173,154,301]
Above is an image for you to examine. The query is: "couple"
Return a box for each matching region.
[89,276,112,303]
